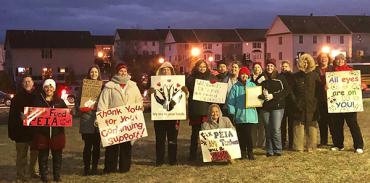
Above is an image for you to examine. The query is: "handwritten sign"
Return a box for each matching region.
[326,70,363,113]
[80,79,103,109]
[96,104,147,147]
[246,86,263,107]
[193,79,228,103]
[151,75,186,120]
[199,128,241,162]
[23,107,72,127]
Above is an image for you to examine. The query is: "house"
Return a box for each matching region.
[114,29,168,62]
[0,44,4,71]
[92,35,114,62]
[164,29,201,74]
[266,15,351,71]
[4,30,95,83]
[236,29,268,66]
[337,15,370,62]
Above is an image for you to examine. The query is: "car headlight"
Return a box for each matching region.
[9,94,14,98]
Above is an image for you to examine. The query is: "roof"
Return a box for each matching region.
[92,35,114,45]
[337,15,370,33]
[116,29,167,41]
[192,29,241,42]
[236,29,267,41]
[169,29,199,43]
[278,15,350,34]
[5,30,95,49]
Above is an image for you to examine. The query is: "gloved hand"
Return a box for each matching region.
[258,94,266,100]
[181,86,189,95]
[148,87,156,95]
[266,94,273,101]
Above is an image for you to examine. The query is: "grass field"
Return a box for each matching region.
[1,101,370,182]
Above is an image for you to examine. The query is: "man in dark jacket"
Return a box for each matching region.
[8,75,39,181]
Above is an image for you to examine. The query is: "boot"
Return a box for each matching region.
[52,150,62,182]
[38,150,49,183]
[168,142,177,165]
[247,151,255,160]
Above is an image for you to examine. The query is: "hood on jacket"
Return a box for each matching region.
[105,75,135,89]
[207,104,223,123]
[297,53,316,73]
[155,62,176,76]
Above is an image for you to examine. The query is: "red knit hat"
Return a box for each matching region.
[115,63,128,73]
[252,62,263,68]
[265,59,276,67]
[239,66,251,76]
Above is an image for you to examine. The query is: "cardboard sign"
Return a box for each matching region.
[326,70,363,113]
[96,104,147,147]
[193,79,228,104]
[151,75,187,120]
[199,128,241,162]
[23,107,72,127]
[80,79,103,109]
[246,86,263,107]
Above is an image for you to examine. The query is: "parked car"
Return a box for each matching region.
[56,83,81,107]
[0,90,14,106]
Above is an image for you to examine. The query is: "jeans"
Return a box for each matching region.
[16,142,38,179]
[104,142,132,173]
[262,109,284,155]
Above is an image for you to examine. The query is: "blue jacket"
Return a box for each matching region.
[227,79,258,124]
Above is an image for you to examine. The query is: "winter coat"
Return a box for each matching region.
[97,77,143,112]
[279,71,295,112]
[250,73,266,86]
[260,71,289,111]
[76,86,101,134]
[186,71,216,123]
[291,56,321,122]
[201,104,235,130]
[32,93,67,150]
[8,89,36,142]
[315,66,333,114]
[227,79,258,124]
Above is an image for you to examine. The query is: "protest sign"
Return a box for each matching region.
[326,70,363,113]
[23,107,72,127]
[199,128,241,162]
[151,75,186,120]
[246,86,263,107]
[80,79,103,109]
[193,79,228,103]
[96,103,147,147]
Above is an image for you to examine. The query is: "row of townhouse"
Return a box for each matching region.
[3,15,370,82]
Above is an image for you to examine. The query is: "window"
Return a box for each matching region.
[326,36,331,43]
[203,43,212,50]
[41,48,52,59]
[151,51,156,55]
[16,67,32,76]
[215,54,221,61]
[152,42,155,46]
[278,37,282,45]
[169,56,171,62]
[313,36,317,44]
[185,44,189,50]
[252,42,261,48]
[58,67,66,73]
[299,35,303,44]
[279,52,283,60]
[253,52,262,59]
[340,36,344,44]
[168,45,171,51]
[179,55,182,61]
[313,51,317,57]
[266,53,271,59]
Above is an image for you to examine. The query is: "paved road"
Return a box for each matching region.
[0,107,9,125]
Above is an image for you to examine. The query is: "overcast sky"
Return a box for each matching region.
[1,0,370,42]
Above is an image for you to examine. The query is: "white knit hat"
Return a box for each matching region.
[43,79,56,89]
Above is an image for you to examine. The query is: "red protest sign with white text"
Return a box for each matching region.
[23,107,72,127]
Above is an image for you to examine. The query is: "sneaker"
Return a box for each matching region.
[355,149,364,154]
[330,147,344,151]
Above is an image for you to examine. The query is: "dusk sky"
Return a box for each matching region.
[1,0,370,42]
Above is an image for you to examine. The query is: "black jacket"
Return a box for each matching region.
[8,89,36,142]
[279,71,295,112]
[260,71,289,111]
[32,93,67,138]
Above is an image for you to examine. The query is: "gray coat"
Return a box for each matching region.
[201,104,235,130]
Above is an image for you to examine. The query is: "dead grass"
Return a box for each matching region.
[1,100,370,182]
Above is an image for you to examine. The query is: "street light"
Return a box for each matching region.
[208,56,214,62]
[97,51,104,58]
[321,46,330,54]
[158,57,165,64]
[191,47,201,57]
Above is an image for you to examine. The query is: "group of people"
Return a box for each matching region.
[8,52,365,182]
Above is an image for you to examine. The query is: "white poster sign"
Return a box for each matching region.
[193,79,228,103]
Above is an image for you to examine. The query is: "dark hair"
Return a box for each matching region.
[230,61,240,68]
[86,65,102,80]
[191,60,211,76]
[281,60,290,65]
[22,74,33,80]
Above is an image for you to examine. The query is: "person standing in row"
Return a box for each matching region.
[290,54,320,152]
[97,64,143,173]
[78,65,102,175]
[8,75,39,181]
[227,67,258,160]
[186,60,215,161]
[250,62,266,148]
[330,54,364,154]
[259,59,288,157]
[33,79,67,182]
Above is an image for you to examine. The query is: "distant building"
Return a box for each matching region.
[266,15,351,71]
[92,35,114,62]
[337,15,370,62]
[4,30,95,83]
[0,44,4,71]
[236,29,268,66]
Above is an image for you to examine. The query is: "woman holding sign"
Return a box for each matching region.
[77,65,102,175]
[97,64,143,173]
[186,60,216,161]
[330,54,364,154]
[227,67,258,160]
[32,79,67,182]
